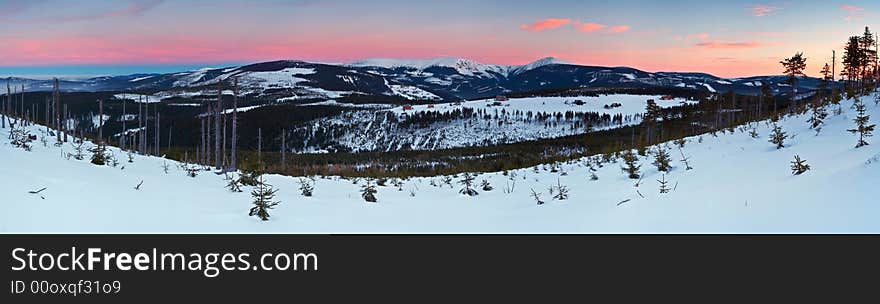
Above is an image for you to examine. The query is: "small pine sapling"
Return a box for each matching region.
[162,161,170,174]
[89,144,109,165]
[620,150,641,179]
[589,165,599,181]
[657,175,670,194]
[769,123,788,149]
[551,179,569,200]
[249,175,280,221]
[749,128,759,138]
[790,155,811,175]
[226,176,243,192]
[458,173,479,196]
[481,179,493,191]
[652,145,672,172]
[361,181,378,203]
[530,188,545,205]
[678,147,693,170]
[848,101,875,148]
[298,178,314,197]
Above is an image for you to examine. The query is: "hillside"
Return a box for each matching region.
[1,93,878,233]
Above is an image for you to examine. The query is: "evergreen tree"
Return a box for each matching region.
[620,150,641,179]
[459,173,478,196]
[361,181,378,203]
[226,176,243,192]
[652,145,672,172]
[841,36,863,84]
[249,175,280,221]
[551,179,569,200]
[657,174,670,194]
[848,101,876,148]
[780,52,808,99]
[769,123,788,149]
[481,179,493,191]
[89,143,108,165]
[298,178,314,197]
[807,101,828,133]
[530,188,545,205]
[790,155,811,175]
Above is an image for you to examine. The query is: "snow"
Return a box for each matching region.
[387,94,693,116]
[350,57,565,78]
[619,73,637,80]
[2,93,879,233]
[698,83,717,93]
[129,76,155,82]
[113,93,162,103]
[386,81,440,100]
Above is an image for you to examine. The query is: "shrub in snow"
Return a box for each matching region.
[226,177,243,192]
[652,145,672,172]
[657,175,670,194]
[238,170,260,186]
[298,178,314,197]
[361,182,378,203]
[481,179,493,191]
[530,188,544,205]
[89,144,109,166]
[458,173,478,196]
[551,179,569,200]
[848,101,875,148]
[9,125,34,151]
[620,150,641,179]
[769,123,788,149]
[249,175,280,221]
[673,138,687,148]
[790,155,811,175]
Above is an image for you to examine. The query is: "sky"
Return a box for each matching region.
[0,0,877,78]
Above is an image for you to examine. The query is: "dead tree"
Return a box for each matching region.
[231,77,238,171]
[258,128,262,163]
[121,99,126,150]
[281,129,286,168]
[98,99,104,142]
[53,79,61,143]
[214,87,221,169]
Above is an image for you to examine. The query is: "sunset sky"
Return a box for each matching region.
[0,0,878,78]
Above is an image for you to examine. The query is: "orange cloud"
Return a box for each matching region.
[520,18,572,32]
[695,41,763,49]
[608,25,631,33]
[575,22,607,33]
[749,4,780,17]
[840,4,866,21]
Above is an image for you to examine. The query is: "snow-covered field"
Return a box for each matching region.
[1,94,879,233]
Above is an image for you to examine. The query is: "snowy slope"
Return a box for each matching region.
[1,94,879,233]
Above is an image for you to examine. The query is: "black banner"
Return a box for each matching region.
[2,235,878,302]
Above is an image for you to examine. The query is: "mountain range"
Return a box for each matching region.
[3,57,826,102]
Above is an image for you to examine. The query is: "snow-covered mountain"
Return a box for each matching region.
[3,57,827,102]
[3,92,878,232]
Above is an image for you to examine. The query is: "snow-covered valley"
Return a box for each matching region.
[293,94,694,152]
[2,91,878,233]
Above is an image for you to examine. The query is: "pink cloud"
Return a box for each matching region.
[749,4,780,17]
[520,18,572,32]
[695,41,763,49]
[840,4,866,21]
[575,22,607,33]
[608,25,631,33]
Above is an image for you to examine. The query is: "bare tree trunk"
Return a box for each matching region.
[121,99,126,151]
[200,117,206,165]
[168,123,173,151]
[138,96,143,154]
[258,128,262,163]
[63,104,68,142]
[155,110,160,156]
[53,79,61,143]
[98,99,104,142]
[222,111,227,171]
[281,129,286,168]
[214,88,221,169]
[231,77,238,171]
